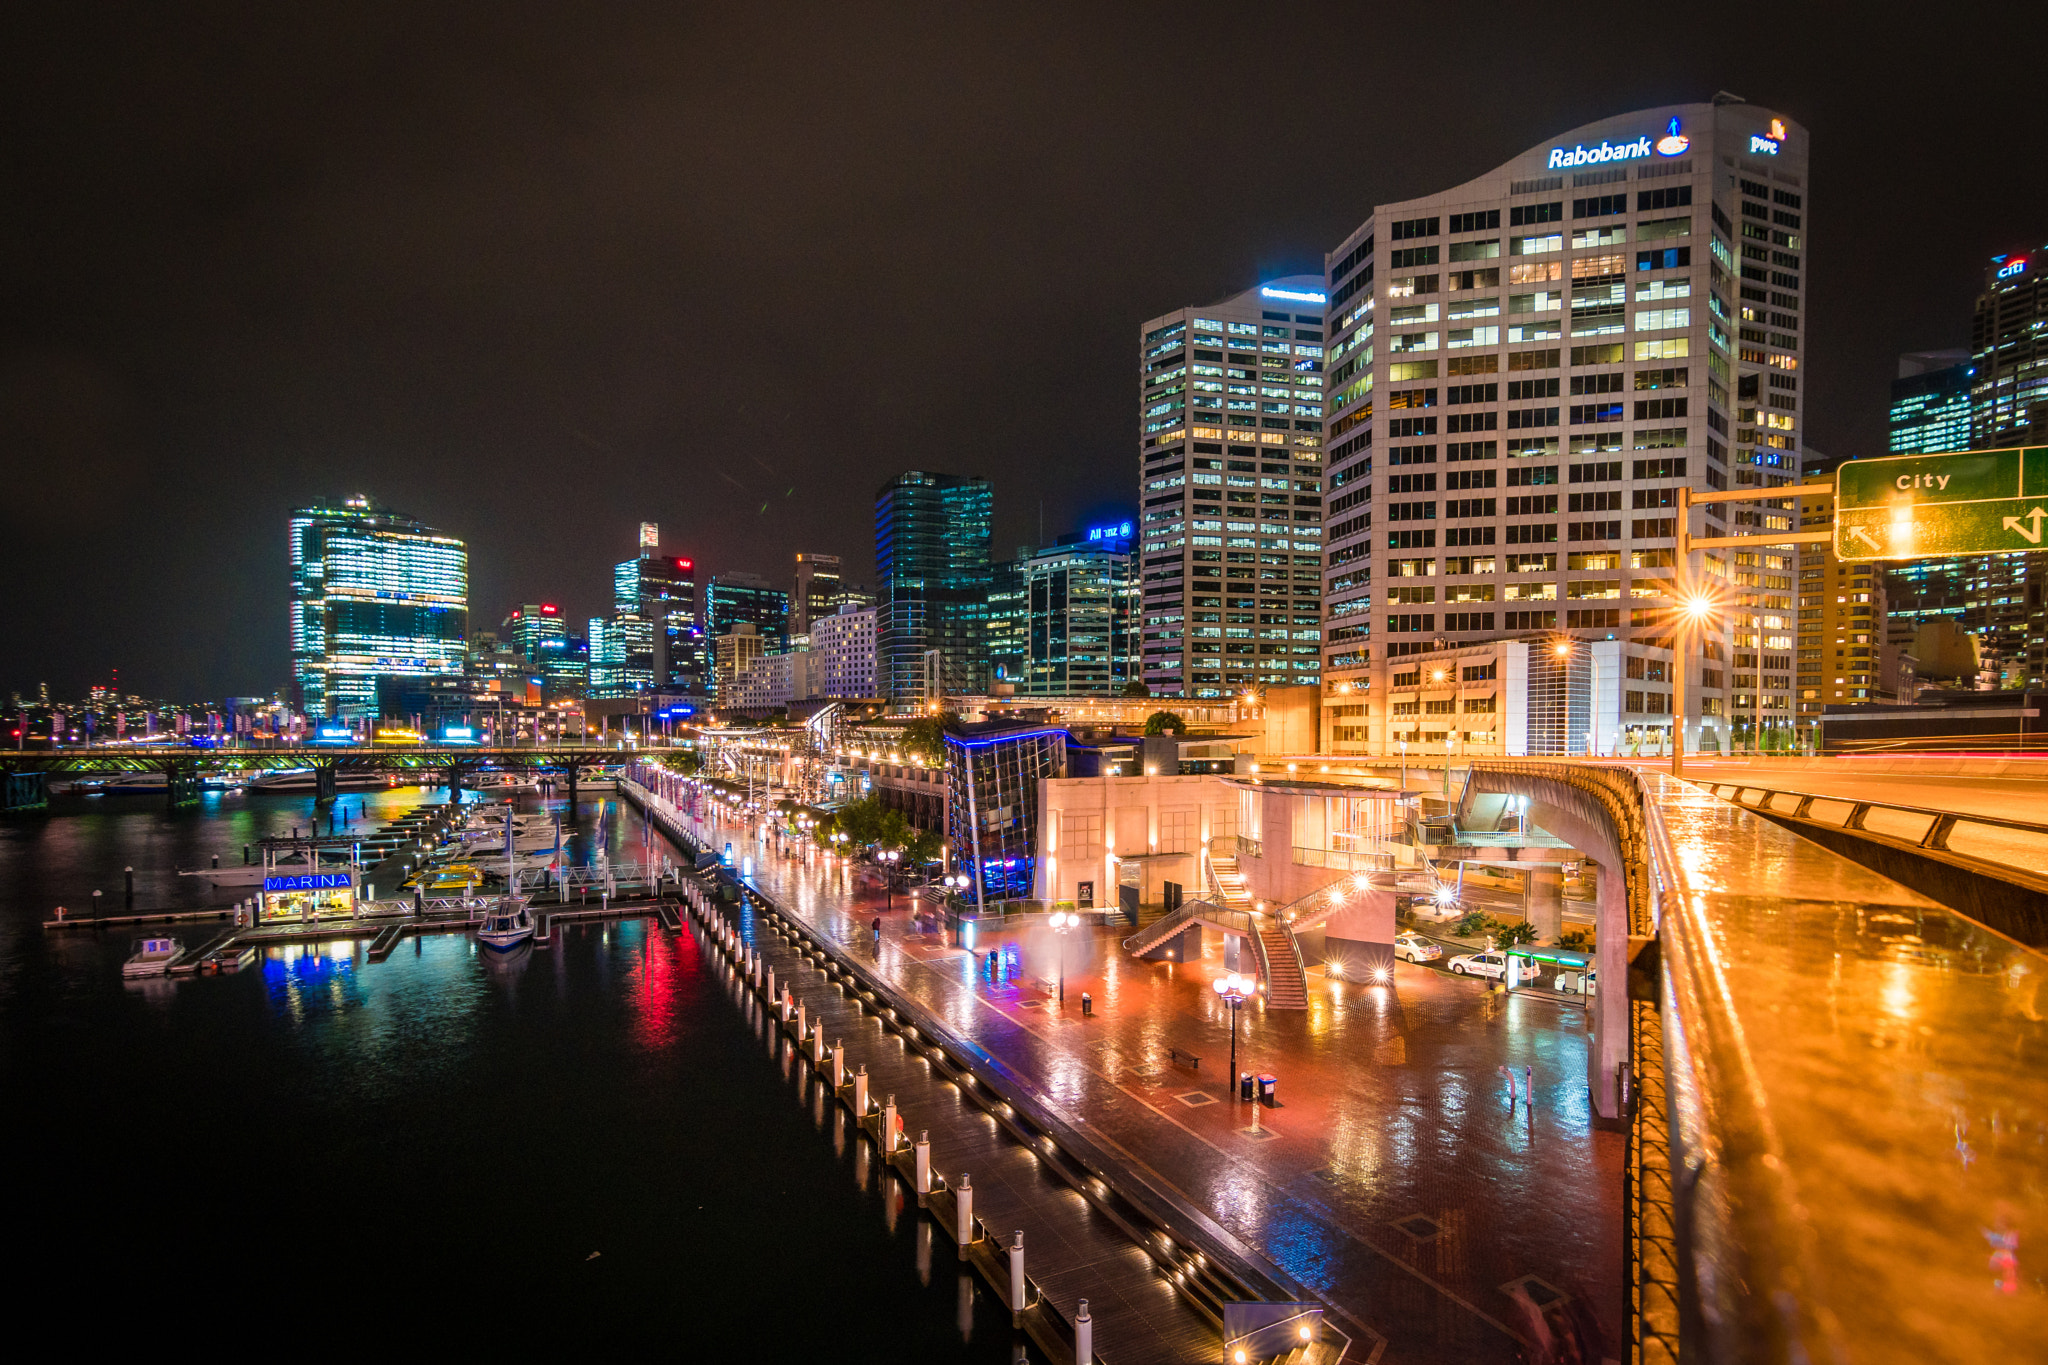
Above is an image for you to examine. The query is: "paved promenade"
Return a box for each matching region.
[681,799,1623,1363]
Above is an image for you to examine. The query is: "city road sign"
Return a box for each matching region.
[1834,446,2048,561]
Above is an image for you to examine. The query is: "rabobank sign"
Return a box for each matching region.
[1547,136,1652,170]
[1547,117,1690,170]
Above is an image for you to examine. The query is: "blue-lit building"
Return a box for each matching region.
[593,524,704,698]
[877,471,993,702]
[1888,350,1973,456]
[1013,525,1140,695]
[290,496,468,718]
[706,572,791,656]
[944,721,1067,908]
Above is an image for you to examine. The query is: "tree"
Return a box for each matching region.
[899,713,956,768]
[1120,680,1150,698]
[1143,710,1187,737]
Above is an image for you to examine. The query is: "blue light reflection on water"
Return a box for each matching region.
[2,791,1032,1358]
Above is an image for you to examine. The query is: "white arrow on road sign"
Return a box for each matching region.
[2002,507,2048,543]
[1848,525,1883,552]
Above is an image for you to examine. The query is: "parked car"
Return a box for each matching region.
[1446,951,1542,984]
[1393,932,1442,963]
[1556,968,1599,995]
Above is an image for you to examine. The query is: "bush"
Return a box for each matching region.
[1558,927,1591,951]
[1495,919,1538,947]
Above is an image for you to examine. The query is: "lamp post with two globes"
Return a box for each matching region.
[1213,972,1250,1096]
[1048,909,1079,1006]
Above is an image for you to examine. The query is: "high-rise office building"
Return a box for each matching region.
[876,471,993,701]
[1018,526,1140,695]
[792,553,843,635]
[811,605,880,699]
[1318,100,1808,757]
[609,525,705,695]
[1879,349,2011,668]
[706,572,791,659]
[289,496,468,717]
[1138,279,1327,698]
[503,603,584,700]
[713,624,766,698]
[1883,253,2048,685]
[985,557,1028,688]
[1888,350,1973,456]
[1972,247,2048,447]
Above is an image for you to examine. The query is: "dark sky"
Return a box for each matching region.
[5,1,2042,701]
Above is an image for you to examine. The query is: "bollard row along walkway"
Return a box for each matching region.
[672,862,1343,1365]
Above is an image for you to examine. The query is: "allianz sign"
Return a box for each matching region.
[1547,137,1654,169]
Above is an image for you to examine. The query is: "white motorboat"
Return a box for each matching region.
[476,900,536,952]
[178,865,272,888]
[123,937,187,977]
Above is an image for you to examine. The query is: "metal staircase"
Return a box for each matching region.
[1207,854,1253,911]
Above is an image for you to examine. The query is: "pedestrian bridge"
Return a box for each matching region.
[1397,758,2048,1364]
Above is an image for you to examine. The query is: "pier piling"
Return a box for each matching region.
[914,1132,930,1195]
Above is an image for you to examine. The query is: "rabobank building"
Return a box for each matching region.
[1318,99,1809,758]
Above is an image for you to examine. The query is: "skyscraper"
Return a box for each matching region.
[609,524,705,696]
[1019,526,1140,695]
[1883,252,2048,685]
[503,603,584,700]
[1137,279,1327,698]
[792,553,843,635]
[876,471,993,701]
[706,572,791,655]
[1972,247,2048,447]
[1318,100,1808,757]
[1888,350,1973,456]
[289,496,468,717]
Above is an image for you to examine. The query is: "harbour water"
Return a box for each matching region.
[1,787,1030,1356]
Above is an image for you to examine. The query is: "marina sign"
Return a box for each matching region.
[1834,446,2048,561]
[263,872,353,892]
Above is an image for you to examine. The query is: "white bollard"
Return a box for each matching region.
[1009,1230,1026,1312]
[832,1042,846,1088]
[914,1131,931,1193]
[1074,1299,1092,1363]
[955,1173,974,1246]
[883,1095,898,1151]
[853,1065,868,1115]
[811,1029,826,1065]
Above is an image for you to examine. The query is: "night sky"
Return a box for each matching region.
[5,2,2042,701]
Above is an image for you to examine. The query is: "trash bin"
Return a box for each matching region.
[1257,1074,1278,1107]
[1081,992,1092,1016]
[1239,1071,1255,1102]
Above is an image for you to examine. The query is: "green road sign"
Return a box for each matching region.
[1834,446,2048,561]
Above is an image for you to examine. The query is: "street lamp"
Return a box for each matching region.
[1212,972,1250,1095]
[1049,909,1079,1006]
[879,847,900,910]
[1672,592,1718,779]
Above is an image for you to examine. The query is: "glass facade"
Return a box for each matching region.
[290,497,468,718]
[1020,536,1139,695]
[876,471,993,701]
[707,574,792,657]
[1888,357,1973,456]
[945,726,1066,905]
[591,538,705,699]
[1139,280,1327,698]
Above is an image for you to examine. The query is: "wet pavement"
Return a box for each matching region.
[677,796,1624,1363]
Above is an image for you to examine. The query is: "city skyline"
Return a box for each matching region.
[6,8,2045,699]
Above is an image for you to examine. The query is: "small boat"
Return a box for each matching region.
[476,900,536,952]
[123,936,187,977]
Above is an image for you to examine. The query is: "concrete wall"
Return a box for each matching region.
[1035,773,1238,907]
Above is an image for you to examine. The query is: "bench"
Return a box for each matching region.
[1168,1047,1201,1071]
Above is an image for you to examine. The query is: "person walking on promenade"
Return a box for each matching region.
[872,916,882,950]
